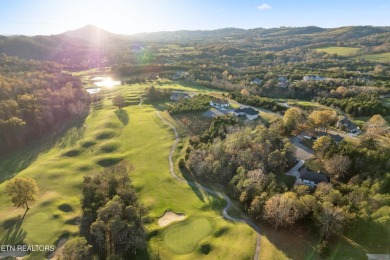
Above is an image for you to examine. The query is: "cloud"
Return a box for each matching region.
[256,4,271,10]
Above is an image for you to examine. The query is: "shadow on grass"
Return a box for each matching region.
[0,214,28,245]
[57,123,86,149]
[0,118,87,183]
[115,109,129,125]
[179,166,205,203]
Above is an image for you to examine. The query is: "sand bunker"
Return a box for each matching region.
[158,211,185,227]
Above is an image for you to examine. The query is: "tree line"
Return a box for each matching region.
[0,57,90,153]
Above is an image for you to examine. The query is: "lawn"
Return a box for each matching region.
[287,100,335,111]
[163,218,213,254]
[0,80,257,259]
[315,46,360,56]
[357,52,390,63]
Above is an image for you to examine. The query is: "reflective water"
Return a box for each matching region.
[92,77,121,88]
[86,88,101,94]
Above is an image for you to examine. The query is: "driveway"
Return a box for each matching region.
[286,160,305,178]
[285,136,314,179]
[327,129,360,142]
[291,136,314,160]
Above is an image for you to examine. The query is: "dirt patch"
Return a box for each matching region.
[158,211,185,227]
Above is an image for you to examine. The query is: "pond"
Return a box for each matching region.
[86,77,121,94]
[86,88,101,94]
[92,77,121,88]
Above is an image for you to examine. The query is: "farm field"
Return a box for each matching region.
[314,46,360,56]
[357,52,390,63]
[0,80,256,259]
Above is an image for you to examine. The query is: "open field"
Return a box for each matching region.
[315,46,360,56]
[0,80,256,259]
[357,52,390,63]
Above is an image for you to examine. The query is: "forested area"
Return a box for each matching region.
[316,93,389,116]
[182,114,390,255]
[0,56,90,153]
[61,161,149,259]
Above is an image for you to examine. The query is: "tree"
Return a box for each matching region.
[240,88,250,96]
[283,107,302,134]
[309,110,337,132]
[264,192,300,229]
[335,86,347,97]
[365,114,388,138]
[315,206,346,239]
[324,155,351,179]
[112,95,125,109]
[267,150,288,174]
[59,237,92,260]
[313,136,333,159]
[5,177,39,210]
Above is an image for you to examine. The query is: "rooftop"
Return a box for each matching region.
[212,98,229,105]
[234,107,258,116]
[299,167,329,184]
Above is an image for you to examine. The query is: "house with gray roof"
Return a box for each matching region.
[233,107,259,120]
[296,167,329,189]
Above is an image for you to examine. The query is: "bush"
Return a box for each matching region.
[315,240,330,258]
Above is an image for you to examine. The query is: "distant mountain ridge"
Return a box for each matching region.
[62,24,117,44]
[1,24,390,67]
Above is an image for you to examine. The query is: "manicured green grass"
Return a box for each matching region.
[163,218,213,254]
[315,46,360,56]
[358,52,390,63]
[287,100,334,111]
[0,80,256,259]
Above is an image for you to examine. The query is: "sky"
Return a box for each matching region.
[0,0,390,35]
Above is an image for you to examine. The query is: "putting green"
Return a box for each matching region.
[163,218,213,254]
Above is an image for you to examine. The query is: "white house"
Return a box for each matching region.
[303,75,324,81]
[233,107,259,120]
[210,98,230,109]
[250,78,262,85]
[277,76,290,88]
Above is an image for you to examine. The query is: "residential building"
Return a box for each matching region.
[295,167,329,189]
[210,98,230,109]
[336,116,360,134]
[233,107,259,120]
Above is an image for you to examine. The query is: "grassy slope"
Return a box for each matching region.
[0,81,256,259]
[315,47,360,56]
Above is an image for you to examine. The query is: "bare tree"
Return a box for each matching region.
[324,155,351,179]
[315,206,346,239]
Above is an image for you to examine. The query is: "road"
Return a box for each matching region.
[156,111,262,260]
